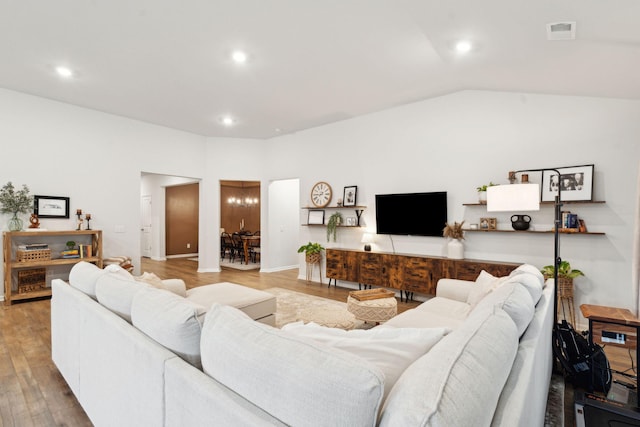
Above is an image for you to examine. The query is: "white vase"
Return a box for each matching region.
[448,239,464,259]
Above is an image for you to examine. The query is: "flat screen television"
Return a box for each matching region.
[375,191,447,237]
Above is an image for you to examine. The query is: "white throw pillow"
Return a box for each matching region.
[134,272,187,297]
[282,322,449,400]
[96,272,148,322]
[467,270,507,307]
[131,286,206,368]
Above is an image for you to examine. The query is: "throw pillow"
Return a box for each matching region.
[69,261,110,299]
[135,271,164,287]
[466,270,507,307]
[282,321,449,400]
[135,272,187,297]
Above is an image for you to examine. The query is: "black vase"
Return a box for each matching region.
[511,214,531,231]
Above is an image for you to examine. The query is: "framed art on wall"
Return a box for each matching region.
[480,217,497,230]
[343,186,357,207]
[308,210,325,225]
[541,164,594,202]
[34,195,70,218]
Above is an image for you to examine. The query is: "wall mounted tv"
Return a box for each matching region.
[375,191,447,237]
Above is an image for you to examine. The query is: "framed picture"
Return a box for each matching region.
[480,217,497,230]
[34,195,70,218]
[346,217,356,226]
[308,210,325,225]
[343,186,357,207]
[541,164,594,202]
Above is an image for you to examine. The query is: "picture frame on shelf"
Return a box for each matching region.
[34,195,70,218]
[480,217,497,230]
[343,186,357,207]
[541,164,594,202]
[308,210,325,225]
[346,217,356,226]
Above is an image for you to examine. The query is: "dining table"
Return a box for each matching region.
[240,235,260,264]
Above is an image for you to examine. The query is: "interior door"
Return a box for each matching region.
[141,195,152,257]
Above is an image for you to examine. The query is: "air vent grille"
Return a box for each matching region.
[546,21,576,41]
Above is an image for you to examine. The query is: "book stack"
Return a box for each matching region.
[18,243,49,251]
[61,249,80,259]
[559,211,588,233]
[79,244,92,258]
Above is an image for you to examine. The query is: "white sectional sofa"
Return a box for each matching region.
[51,261,554,427]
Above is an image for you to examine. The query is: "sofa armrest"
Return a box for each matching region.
[435,279,475,302]
[161,279,187,297]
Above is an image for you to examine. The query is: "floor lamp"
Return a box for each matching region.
[487,168,562,326]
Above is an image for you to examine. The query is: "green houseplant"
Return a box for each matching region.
[541,260,584,298]
[326,212,343,242]
[0,182,33,231]
[297,242,325,263]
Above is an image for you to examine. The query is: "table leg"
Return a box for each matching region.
[243,240,249,264]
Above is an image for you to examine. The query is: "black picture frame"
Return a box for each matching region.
[34,195,70,218]
[343,186,357,207]
[541,164,594,202]
[308,210,325,225]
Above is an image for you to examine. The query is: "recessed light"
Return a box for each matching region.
[221,116,235,126]
[55,66,74,78]
[455,40,472,53]
[231,50,248,64]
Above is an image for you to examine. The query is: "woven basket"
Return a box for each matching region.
[557,277,574,298]
[17,249,51,262]
[305,252,321,264]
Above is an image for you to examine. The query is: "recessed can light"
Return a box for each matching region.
[221,116,235,126]
[231,51,247,64]
[455,40,472,53]
[55,66,74,78]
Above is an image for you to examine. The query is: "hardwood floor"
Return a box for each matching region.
[0,258,419,426]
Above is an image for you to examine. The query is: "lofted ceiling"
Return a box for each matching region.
[1,0,639,139]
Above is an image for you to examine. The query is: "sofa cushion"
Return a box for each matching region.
[381,308,466,330]
[282,321,448,400]
[135,272,187,297]
[95,270,145,322]
[131,286,206,368]
[467,270,508,307]
[415,296,472,319]
[510,263,545,286]
[472,282,535,336]
[69,261,110,299]
[201,304,384,427]
[506,267,544,305]
[379,308,519,426]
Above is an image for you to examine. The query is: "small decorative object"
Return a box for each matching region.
[76,209,84,230]
[355,209,364,226]
[480,217,497,230]
[345,217,356,226]
[361,233,374,251]
[311,182,332,208]
[85,213,92,230]
[29,213,40,229]
[511,214,531,231]
[337,198,343,207]
[541,164,594,202]
[508,171,517,184]
[308,210,325,225]
[470,223,479,230]
[476,182,496,204]
[34,195,70,218]
[0,182,33,231]
[326,212,343,242]
[443,221,465,259]
[66,241,76,251]
[343,186,357,207]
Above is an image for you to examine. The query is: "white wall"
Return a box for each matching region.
[265,178,300,272]
[266,90,640,323]
[0,88,206,299]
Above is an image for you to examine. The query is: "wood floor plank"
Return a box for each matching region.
[0,258,419,426]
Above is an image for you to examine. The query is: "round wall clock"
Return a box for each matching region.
[310,182,332,207]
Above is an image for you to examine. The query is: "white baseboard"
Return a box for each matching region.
[261,265,298,273]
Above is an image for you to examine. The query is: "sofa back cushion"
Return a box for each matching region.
[507,264,545,304]
[472,282,535,336]
[379,308,519,426]
[201,304,384,427]
[131,286,206,368]
[95,271,147,323]
[69,261,111,299]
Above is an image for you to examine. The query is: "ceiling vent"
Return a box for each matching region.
[547,21,576,41]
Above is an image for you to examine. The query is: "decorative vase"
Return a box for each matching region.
[8,213,23,231]
[447,239,464,259]
[511,214,531,231]
[478,191,487,204]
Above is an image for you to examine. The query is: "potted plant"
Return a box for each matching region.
[0,182,33,231]
[443,221,465,259]
[326,212,343,242]
[540,260,584,298]
[476,182,497,204]
[297,242,325,264]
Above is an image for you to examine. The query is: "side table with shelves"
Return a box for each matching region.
[3,230,103,305]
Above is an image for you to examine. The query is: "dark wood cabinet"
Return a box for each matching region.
[325,248,520,296]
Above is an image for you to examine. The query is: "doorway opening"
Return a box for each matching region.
[220,180,261,269]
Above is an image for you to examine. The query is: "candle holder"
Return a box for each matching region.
[76,214,83,230]
[85,214,92,230]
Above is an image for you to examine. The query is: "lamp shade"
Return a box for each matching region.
[486,184,541,212]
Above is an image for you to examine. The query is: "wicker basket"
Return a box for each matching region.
[305,252,321,264]
[557,277,574,298]
[17,249,52,262]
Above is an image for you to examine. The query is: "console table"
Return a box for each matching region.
[326,248,520,298]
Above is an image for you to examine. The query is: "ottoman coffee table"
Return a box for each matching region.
[347,289,397,324]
